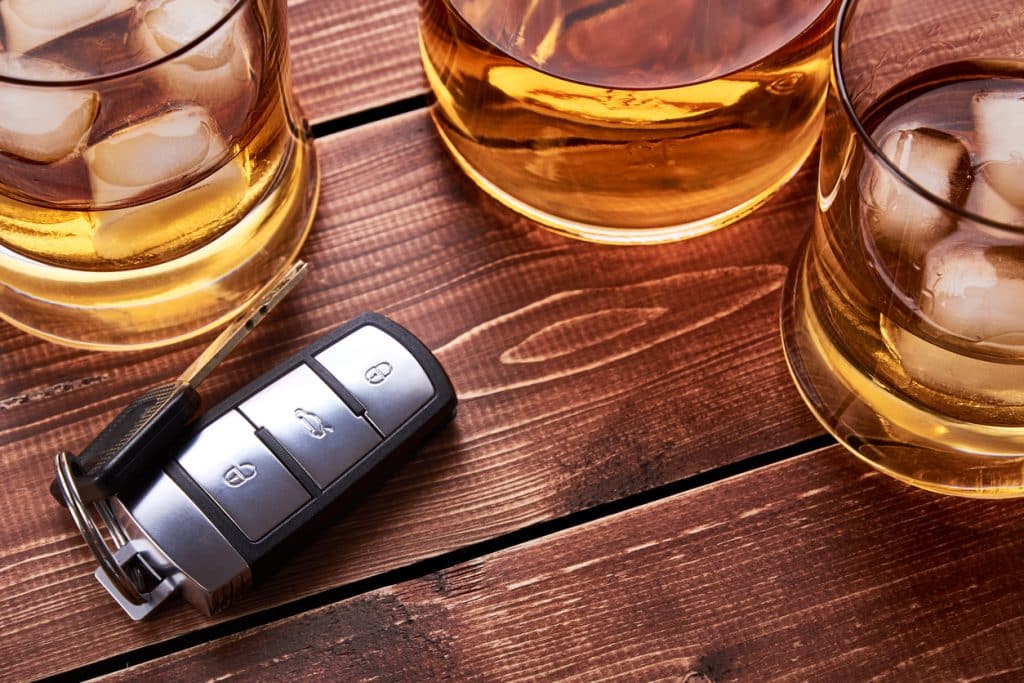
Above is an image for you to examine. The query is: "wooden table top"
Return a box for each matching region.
[4,2,1024,680]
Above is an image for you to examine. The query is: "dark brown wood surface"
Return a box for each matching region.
[7,1,1017,681]
[289,0,424,124]
[0,111,823,681]
[102,444,1024,682]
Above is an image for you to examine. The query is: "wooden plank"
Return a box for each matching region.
[289,0,425,124]
[0,110,822,681]
[101,445,1024,682]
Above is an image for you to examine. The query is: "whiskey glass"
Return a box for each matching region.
[783,0,1024,496]
[419,0,838,245]
[0,0,319,350]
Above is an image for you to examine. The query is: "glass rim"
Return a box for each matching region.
[0,0,248,88]
[444,0,838,92]
[833,0,1020,232]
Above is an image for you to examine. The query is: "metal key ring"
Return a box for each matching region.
[54,451,146,606]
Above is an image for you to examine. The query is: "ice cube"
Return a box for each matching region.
[84,105,228,206]
[865,127,971,261]
[973,90,1024,209]
[885,320,1024,404]
[979,160,1024,209]
[920,235,1024,345]
[131,0,251,105]
[0,0,135,54]
[0,54,98,162]
[964,174,1024,230]
[92,156,246,261]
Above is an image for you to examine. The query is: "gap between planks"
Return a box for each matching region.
[44,434,836,683]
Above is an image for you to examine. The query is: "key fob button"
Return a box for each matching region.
[238,365,382,488]
[315,325,435,434]
[177,411,310,541]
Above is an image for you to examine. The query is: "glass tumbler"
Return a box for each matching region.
[418,0,838,245]
[783,0,1024,496]
[0,0,319,350]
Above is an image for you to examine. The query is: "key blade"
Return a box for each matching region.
[182,261,309,386]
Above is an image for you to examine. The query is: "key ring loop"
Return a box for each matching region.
[54,451,146,606]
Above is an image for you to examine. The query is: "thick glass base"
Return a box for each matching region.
[782,235,1024,499]
[432,109,815,246]
[0,134,319,351]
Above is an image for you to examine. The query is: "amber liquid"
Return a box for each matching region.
[785,60,1024,497]
[0,0,318,349]
[419,0,835,243]
[0,94,295,270]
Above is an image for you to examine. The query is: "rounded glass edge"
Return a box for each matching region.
[441,0,839,92]
[833,0,1023,232]
[0,0,249,88]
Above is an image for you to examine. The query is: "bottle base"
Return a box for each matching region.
[430,108,814,246]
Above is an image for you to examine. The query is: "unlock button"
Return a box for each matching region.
[178,411,310,541]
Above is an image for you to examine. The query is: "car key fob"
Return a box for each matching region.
[58,313,456,619]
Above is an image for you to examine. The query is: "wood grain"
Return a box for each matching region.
[0,110,822,680]
[289,0,425,124]
[101,445,1024,682]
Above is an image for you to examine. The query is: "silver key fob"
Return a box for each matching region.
[58,313,456,619]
